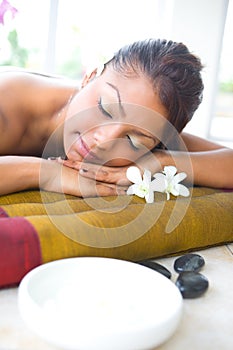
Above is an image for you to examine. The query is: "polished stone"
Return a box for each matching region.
[174,253,205,273]
[137,260,172,279]
[175,271,209,298]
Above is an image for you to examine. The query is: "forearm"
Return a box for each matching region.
[39,158,81,196]
[0,156,83,196]
[154,148,233,189]
[0,156,41,195]
[0,156,122,197]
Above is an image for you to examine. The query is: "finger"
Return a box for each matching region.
[79,166,130,185]
[95,183,127,197]
[47,156,62,162]
[79,166,108,180]
[62,159,83,170]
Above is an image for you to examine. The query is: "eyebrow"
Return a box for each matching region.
[106,82,126,117]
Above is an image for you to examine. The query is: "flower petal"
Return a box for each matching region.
[170,187,180,196]
[127,166,189,203]
[127,184,147,198]
[126,184,137,195]
[175,184,190,197]
[166,191,170,200]
[173,172,187,184]
[152,172,165,180]
[143,169,151,186]
[145,189,155,203]
[134,188,147,198]
[0,0,18,25]
[126,166,142,184]
[163,166,177,177]
[151,177,167,192]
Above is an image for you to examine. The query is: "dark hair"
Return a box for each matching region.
[106,38,204,134]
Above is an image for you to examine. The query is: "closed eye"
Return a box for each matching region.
[126,135,139,151]
[97,97,113,119]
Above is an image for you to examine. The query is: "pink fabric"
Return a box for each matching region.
[0,216,42,288]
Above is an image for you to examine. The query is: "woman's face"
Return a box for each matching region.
[64,67,168,166]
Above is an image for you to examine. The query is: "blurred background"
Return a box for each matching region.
[0,0,232,146]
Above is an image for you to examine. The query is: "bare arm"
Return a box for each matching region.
[164,132,233,188]
[0,156,124,197]
[140,133,233,188]
[0,156,41,195]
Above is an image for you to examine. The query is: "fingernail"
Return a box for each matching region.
[80,168,88,174]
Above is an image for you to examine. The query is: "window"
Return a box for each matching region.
[0,0,231,146]
[0,0,50,70]
[209,0,233,146]
[0,0,167,79]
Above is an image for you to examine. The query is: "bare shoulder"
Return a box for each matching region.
[0,70,47,129]
[0,68,79,155]
[0,67,78,117]
[0,67,78,95]
[180,132,226,151]
[0,69,54,106]
[0,68,65,93]
[0,70,40,153]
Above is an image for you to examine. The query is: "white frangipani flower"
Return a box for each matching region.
[126,166,158,203]
[126,165,190,203]
[153,166,190,200]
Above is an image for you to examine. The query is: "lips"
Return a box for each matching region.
[75,136,99,161]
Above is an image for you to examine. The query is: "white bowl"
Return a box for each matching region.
[18,257,183,350]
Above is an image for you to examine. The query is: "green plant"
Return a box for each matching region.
[1,29,28,67]
[219,80,233,93]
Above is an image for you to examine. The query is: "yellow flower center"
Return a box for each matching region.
[139,184,149,194]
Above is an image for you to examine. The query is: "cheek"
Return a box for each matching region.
[65,111,97,135]
[65,88,101,133]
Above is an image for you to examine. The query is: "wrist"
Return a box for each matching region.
[139,150,173,174]
[154,150,173,169]
[39,159,81,196]
[22,157,42,189]
[0,156,42,195]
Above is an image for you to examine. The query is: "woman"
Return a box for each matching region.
[0,38,232,197]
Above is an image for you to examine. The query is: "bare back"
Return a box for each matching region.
[0,69,78,156]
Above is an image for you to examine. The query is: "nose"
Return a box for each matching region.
[93,124,123,151]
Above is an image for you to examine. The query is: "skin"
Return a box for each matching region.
[63,68,167,166]
[0,66,232,197]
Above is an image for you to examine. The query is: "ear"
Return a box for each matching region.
[81,68,98,89]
